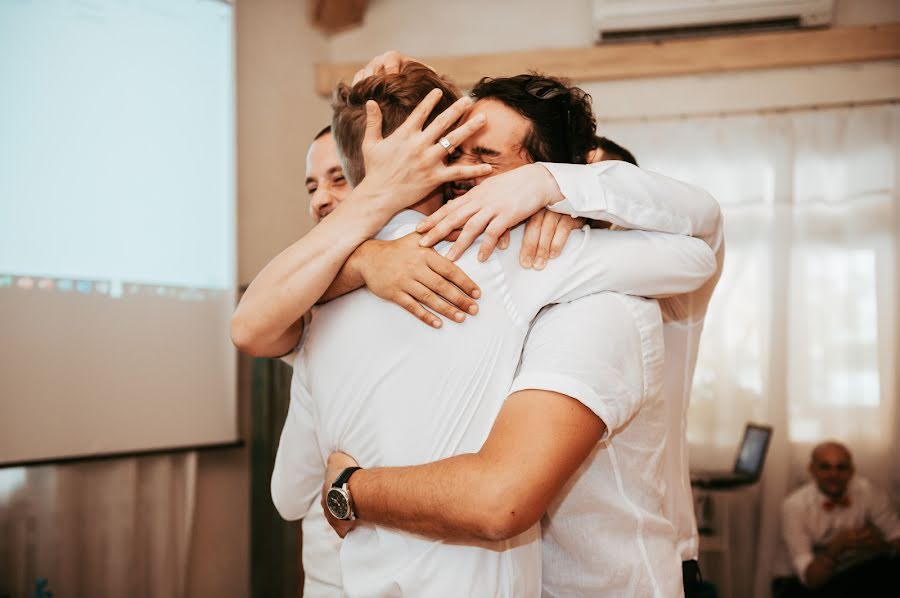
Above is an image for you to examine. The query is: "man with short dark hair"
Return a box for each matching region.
[781,442,900,596]
[590,135,639,165]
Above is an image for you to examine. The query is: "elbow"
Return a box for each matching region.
[230,311,270,357]
[470,484,543,542]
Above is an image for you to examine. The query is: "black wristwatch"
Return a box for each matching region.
[325,466,362,521]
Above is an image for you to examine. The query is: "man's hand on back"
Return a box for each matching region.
[353,233,481,328]
[416,163,565,261]
[518,210,585,270]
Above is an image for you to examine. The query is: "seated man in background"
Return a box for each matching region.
[781,441,900,597]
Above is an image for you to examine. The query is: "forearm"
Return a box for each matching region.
[544,161,723,253]
[318,244,368,303]
[231,182,393,356]
[345,390,603,543]
[349,453,506,542]
[539,230,718,309]
[804,554,837,589]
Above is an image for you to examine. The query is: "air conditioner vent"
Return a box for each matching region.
[600,16,811,44]
[593,0,834,44]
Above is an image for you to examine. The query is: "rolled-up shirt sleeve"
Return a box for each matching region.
[509,292,662,439]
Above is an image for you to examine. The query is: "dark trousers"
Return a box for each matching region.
[683,560,717,598]
[772,555,900,598]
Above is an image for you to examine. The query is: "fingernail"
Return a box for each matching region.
[416,223,426,232]
[432,319,442,328]
[419,237,429,246]
[471,289,481,299]
[474,114,485,123]
[432,88,443,96]
[534,257,546,270]
[468,304,478,314]
[477,251,486,262]
[454,312,465,322]
[549,250,559,258]
[522,256,533,268]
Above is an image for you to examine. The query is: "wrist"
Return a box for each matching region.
[533,163,565,206]
[351,239,381,284]
[343,179,399,232]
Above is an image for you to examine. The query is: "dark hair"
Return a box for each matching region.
[593,135,638,166]
[470,73,596,164]
[331,63,460,186]
[314,125,332,141]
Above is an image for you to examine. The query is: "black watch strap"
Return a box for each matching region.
[331,466,362,489]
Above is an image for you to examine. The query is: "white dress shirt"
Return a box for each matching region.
[510,293,683,598]
[544,160,725,561]
[272,209,715,597]
[782,477,900,583]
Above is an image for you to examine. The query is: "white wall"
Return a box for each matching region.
[325,0,900,123]
[237,0,332,284]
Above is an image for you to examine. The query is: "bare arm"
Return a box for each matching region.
[325,389,606,541]
[231,182,395,357]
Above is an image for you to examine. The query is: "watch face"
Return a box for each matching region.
[326,488,350,519]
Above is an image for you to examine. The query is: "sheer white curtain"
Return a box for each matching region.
[603,102,899,598]
[0,453,197,598]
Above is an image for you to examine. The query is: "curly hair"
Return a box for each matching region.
[331,63,460,186]
[471,74,596,164]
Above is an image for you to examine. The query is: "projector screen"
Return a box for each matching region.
[0,0,237,465]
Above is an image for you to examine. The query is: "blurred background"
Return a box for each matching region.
[1,0,898,597]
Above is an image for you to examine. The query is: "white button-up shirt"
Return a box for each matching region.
[544,161,725,561]
[782,477,900,582]
[511,293,682,597]
[272,209,715,597]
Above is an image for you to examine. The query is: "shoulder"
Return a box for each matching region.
[784,482,815,511]
[852,476,885,502]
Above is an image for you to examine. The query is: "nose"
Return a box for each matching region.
[310,188,336,222]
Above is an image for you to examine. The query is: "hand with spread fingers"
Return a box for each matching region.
[352,233,481,328]
[357,89,493,214]
[416,163,566,262]
[518,210,586,270]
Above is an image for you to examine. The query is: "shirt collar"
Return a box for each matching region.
[375,210,427,240]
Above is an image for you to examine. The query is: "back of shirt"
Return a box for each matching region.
[296,221,541,598]
[288,211,715,597]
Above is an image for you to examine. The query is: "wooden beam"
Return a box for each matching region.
[308,0,369,35]
[315,23,900,96]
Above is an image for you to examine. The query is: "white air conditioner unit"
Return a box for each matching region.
[593,0,834,42]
